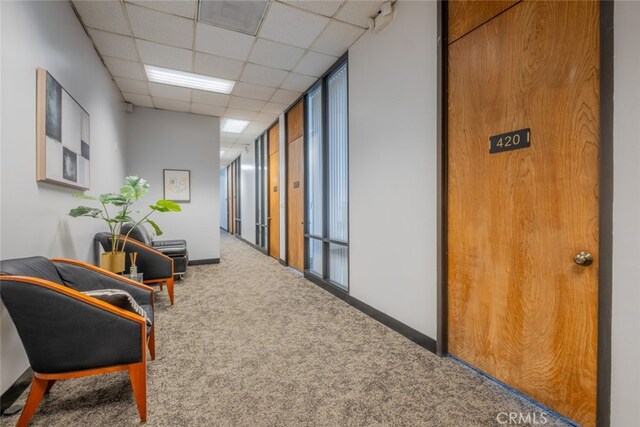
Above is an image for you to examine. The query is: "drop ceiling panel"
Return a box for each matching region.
[191,103,226,117]
[311,20,364,57]
[242,129,262,139]
[123,93,154,108]
[240,63,288,87]
[279,1,344,18]
[153,97,191,112]
[224,108,259,121]
[114,77,150,95]
[254,111,279,123]
[191,90,230,107]
[126,3,195,49]
[228,96,266,112]
[103,57,145,80]
[270,89,301,105]
[232,82,276,101]
[195,22,255,61]
[194,52,244,80]
[262,101,288,114]
[220,135,238,145]
[76,0,373,134]
[280,72,317,92]
[246,122,271,133]
[72,1,130,35]
[126,0,197,19]
[148,82,191,101]
[258,2,329,49]
[248,38,306,71]
[234,136,256,145]
[88,29,138,61]
[136,39,193,71]
[335,0,384,28]
[293,51,338,77]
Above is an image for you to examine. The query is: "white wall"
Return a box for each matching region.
[240,144,256,244]
[348,1,438,337]
[0,0,127,393]
[220,168,228,230]
[611,2,640,424]
[125,108,220,261]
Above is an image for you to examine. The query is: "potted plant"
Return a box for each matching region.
[69,176,181,273]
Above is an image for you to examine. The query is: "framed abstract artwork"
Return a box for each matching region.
[163,169,191,202]
[36,68,90,190]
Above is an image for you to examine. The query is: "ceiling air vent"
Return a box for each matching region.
[198,0,269,36]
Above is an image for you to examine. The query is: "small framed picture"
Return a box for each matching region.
[163,169,190,203]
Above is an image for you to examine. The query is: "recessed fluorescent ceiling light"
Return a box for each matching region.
[221,118,249,133]
[198,0,268,36]
[145,65,235,94]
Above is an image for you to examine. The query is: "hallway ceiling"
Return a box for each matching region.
[71,0,384,165]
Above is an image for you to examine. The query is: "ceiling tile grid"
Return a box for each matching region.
[126,3,195,49]
[72,0,388,166]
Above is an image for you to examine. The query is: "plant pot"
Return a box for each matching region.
[100,251,125,273]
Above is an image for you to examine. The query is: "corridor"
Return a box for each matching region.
[2,232,571,426]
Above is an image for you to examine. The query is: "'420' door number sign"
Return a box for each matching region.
[489,128,530,154]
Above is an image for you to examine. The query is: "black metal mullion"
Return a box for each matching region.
[321,73,330,282]
[303,93,310,271]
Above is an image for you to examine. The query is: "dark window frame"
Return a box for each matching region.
[304,53,350,293]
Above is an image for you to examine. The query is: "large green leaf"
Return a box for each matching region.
[68,206,102,218]
[113,212,134,222]
[150,199,182,213]
[101,193,130,206]
[120,185,136,200]
[122,176,150,200]
[145,219,163,236]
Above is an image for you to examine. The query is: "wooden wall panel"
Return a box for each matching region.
[287,136,304,271]
[447,1,599,426]
[268,122,280,259]
[286,101,304,143]
[268,123,279,156]
[448,0,519,43]
[286,101,305,271]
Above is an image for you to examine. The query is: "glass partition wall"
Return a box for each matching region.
[305,59,349,290]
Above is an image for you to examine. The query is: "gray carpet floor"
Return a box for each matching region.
[2,232,570,426]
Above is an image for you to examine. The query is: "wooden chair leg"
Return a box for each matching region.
[44,380,57,394]
[16,377,49,427]
[159,282,163,291]
[166,277,174,305]
[128,362,146,423]
[148,326,156,361]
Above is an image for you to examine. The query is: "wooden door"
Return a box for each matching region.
[268,123,280,259]
[287,102,305,271]
[447,2,600,426]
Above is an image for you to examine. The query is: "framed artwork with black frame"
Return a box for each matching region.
[36,68,90,190]
[163,169,191,203]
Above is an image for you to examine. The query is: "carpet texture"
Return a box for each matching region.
[2,233,570,426]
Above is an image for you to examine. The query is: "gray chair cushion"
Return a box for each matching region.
[0,256,65,285]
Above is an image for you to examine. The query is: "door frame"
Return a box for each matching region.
[436,1,614,426]
[267,121,280,260]
[283,96,307,269]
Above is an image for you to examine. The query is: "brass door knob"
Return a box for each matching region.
[574,252,593,266]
